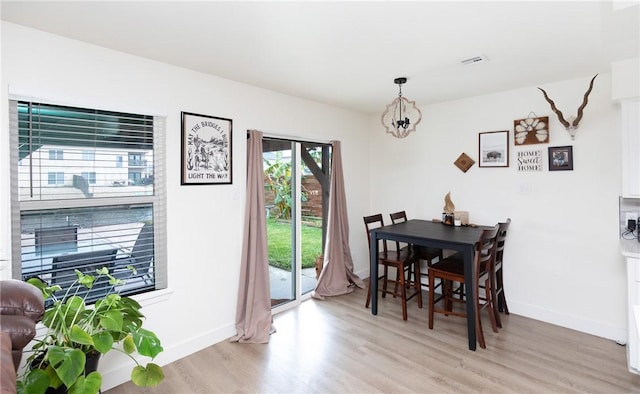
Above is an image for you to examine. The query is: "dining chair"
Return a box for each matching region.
[389,211,443,291]
[364,213,422,321]
[492,218,511,328]
[427,224,500,349]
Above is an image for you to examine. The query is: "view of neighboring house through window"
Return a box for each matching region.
[48,149,63,160]
[81,171,96,184]
[47,172,64,185]
[9,100,167,304]
[81,150,95,161]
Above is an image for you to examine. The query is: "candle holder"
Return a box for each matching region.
[442,212,455,226]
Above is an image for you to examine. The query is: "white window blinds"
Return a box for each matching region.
[10,100,167,304]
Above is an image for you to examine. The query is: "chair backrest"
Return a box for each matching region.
[52,248,118,284]
[389,210,407,224]
[495,218,511,265]
[474,224,500,278]
[363,214,388,254]
[389,211,409,251]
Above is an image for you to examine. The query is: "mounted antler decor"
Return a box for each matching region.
[537,74,598,140]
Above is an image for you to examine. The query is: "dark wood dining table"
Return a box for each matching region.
[368,219,485,350]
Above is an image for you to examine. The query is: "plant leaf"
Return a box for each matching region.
[131,363,165,387]
[69,325,94,346]
[17,368,49,394]
[95,266,109,275]
[67,372,102,394]
[132,328,163,358]
[99,309,123,331]
[123,334,135,354]
[44,363,63,390]
[92,331,114,354]
[77,271,96,288]
[47,347,86,389]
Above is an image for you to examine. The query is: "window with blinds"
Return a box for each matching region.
[10,100,167,304]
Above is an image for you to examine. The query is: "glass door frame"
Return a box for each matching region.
[264,137,330,315]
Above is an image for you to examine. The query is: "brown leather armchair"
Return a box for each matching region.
[0,279,45,393]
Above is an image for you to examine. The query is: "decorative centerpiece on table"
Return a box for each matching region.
[442,192,455,226]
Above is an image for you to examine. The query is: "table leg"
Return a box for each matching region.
[370,231,378,315]
[463,245,477,351]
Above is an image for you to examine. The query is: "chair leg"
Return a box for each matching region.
[398,265,408,321]
[382,265,388,298]
[476,308,486,349]
[393,266,402,298]
[428,272,435,329]
[444,280,453,314]
[497,268,510,315]
[365,275,372,308]
[408,260,417,289]
[414,258,422,309]
[485,278,499,333]
[501,292,510,315]
[493,297,502,329]
[490,269,502,329]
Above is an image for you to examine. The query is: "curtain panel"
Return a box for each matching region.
[231,130,274,343]
[313,140,364,300]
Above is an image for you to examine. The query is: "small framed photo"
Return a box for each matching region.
[181,112,232,185]
[548,146,573,171]
[478,130,509,167]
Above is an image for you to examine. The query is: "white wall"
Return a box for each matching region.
[612,58,640,101]
[0,22,371,390]
[363,73,626,342]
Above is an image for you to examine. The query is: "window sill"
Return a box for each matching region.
[131,287,173,307]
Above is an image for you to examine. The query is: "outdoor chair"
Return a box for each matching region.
[113,222,155,285]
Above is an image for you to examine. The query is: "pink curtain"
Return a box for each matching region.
[312,140,364,300]
[231,130,275,343]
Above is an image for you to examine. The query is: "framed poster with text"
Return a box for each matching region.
[181,112,232,185]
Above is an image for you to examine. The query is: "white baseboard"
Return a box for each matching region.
[509,300,627,343]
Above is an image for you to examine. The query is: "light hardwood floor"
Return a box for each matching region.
[107,286,640,393]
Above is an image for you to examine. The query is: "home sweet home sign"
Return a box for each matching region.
[517,149,542,172]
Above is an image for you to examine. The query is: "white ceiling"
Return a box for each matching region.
[1,1,639,114]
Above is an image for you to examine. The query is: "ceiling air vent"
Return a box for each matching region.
[460,55,489,65]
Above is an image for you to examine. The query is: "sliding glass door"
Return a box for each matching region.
[262,138,330,309]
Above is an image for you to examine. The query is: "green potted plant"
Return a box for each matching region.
[17,266,164,394]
